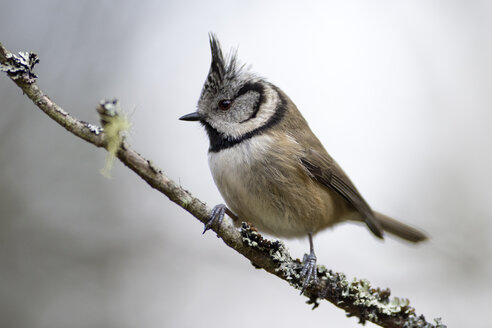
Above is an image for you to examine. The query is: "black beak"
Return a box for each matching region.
[179,112,203,122]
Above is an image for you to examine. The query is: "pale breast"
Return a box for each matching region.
[208,134,273,218]
[209,134,295,234]
[208,133,343,238]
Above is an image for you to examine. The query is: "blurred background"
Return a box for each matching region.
[1,1,491,327]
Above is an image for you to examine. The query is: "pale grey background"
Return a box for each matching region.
[1,1,491,327]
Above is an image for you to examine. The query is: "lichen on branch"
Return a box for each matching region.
[0,50,39,83]
[96,99,131,177]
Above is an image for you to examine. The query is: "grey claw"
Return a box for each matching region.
[203,204,227,234]
[300,252,318,294]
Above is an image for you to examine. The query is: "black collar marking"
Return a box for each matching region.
[203,87,287,153]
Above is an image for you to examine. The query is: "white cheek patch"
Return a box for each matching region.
[210,85,280,139]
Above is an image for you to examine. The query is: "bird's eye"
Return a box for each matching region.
[218,99,232,111]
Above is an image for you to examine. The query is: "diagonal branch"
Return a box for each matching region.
[0,42,445,328]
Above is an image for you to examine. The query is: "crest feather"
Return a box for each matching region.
[207,33,242,88]
[209,33,225,79]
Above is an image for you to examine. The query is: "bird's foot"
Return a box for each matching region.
[300,252,318,294]
[203,204,227,234]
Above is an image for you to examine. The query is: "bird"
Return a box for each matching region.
[179,33,427,293]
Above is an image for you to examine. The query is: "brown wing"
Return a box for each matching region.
[300,150,384,239]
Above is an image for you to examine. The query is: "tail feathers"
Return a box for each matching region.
[373,212,428,243]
